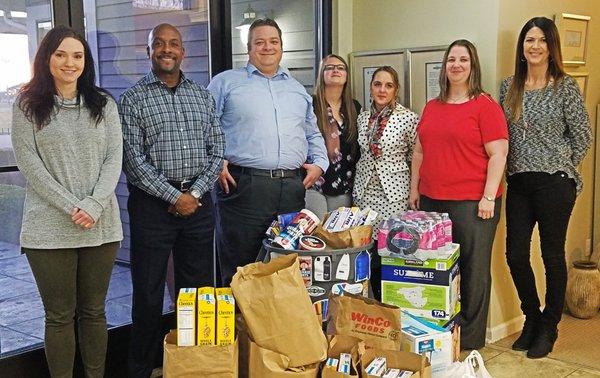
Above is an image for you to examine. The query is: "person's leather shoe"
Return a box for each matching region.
[512,319,539,351]
[527,327,558,359]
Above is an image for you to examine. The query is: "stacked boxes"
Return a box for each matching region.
[176,287,235,346]
[381,243,460,322]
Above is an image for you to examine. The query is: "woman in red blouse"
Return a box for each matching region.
[409,39,508,350]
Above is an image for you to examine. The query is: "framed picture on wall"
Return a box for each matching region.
[407,46,447,114]
[349,50,407,109]
[555,13,591,65]
[567,72,589,100]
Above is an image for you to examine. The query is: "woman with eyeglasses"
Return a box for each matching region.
[306,54,361,219]
[11,25,122,377]
[353,66,419,300]
[500,17,592,358]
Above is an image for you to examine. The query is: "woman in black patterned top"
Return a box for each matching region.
[306,54,361,219]
[500,16,592,359]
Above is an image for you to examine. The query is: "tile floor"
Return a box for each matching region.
[0,240,173,357]
[461,344,600,378]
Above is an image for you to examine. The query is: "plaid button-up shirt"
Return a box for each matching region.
[119,71,225,204]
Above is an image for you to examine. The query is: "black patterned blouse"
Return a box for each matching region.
[314,99,362,196]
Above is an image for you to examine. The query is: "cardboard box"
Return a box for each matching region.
[177,288,197,346]
[380,244,459,271]
[427,315,460,362]
[360,348,431,378]
[381,245,460,321]
[400,312,453,374]
[216,287,235,346]
[197,287,216,346]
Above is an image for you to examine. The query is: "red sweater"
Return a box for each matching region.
[417,94,508,200]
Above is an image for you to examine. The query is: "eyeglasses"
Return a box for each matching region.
[323,64,347,71]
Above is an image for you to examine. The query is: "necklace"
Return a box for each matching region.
[447,93,470,103]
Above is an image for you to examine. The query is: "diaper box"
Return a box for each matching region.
[401,311,453,374]
[381,246,460,321]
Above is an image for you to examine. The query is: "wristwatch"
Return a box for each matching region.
[190,189,201,199]
[482,195,495,202]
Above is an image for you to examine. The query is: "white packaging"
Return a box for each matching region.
[366,356,387,376]
[335,253,350,280]
[326,357,339,368]
[338,353,352,374]
[401,311,453,373]
[382,369,401,378]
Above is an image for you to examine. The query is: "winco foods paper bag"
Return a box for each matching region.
[231,253,328,367]
[327,293,402,350]
[163,330,238,378]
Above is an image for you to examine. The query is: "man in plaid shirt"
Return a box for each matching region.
[119,23,224,378]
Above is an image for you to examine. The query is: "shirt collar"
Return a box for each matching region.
[245,62,289,79]
[142,70,190,87]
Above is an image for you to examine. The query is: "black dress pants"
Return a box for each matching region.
[127,186,215,378]
[216,168,305,286]
[506,171,576,329]
[420,195,501,350]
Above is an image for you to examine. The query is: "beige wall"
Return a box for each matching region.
[496,0,600,328]
[334,0,599,336]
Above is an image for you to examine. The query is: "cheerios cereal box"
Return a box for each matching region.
[197,287,216,346]
[216,287,235,346]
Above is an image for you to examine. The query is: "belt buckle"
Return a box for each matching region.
[180,179,190,191]
[270,169,284,178]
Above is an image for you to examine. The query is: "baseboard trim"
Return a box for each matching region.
[486,315,525,343]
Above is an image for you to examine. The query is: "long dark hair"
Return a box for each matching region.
[438,39,484,103]
[18,25,110,130]
[504,17,565,122]
[313,54,358,156]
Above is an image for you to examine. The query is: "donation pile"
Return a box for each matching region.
[264,207,376,322]
[379,211,461,375]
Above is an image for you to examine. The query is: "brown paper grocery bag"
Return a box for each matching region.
[327,293,401,350]
[360,346,431,378]
[313,224,372,249]
[163,330,238,378]
[321,335,363,378]
[248,340,320,378]
[231,253,328,367]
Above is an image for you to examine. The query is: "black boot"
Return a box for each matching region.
[527,326,558,359]
[512,319,539,351]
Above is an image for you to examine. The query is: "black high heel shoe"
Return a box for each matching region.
[527,327,558,359]
[512,319,539,351]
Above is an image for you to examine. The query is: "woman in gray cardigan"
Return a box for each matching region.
[11,26,122,378]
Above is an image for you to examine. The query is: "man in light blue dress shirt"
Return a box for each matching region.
[208,18,328,285]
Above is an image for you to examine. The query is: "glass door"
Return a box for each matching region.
[0,0,53,358]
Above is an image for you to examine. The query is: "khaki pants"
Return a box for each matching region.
[24,242,119,378]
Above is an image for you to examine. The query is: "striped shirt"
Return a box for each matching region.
[119,71,225,204]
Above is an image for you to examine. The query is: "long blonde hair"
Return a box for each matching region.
[504,17,565,122]
[313,54,358,156]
